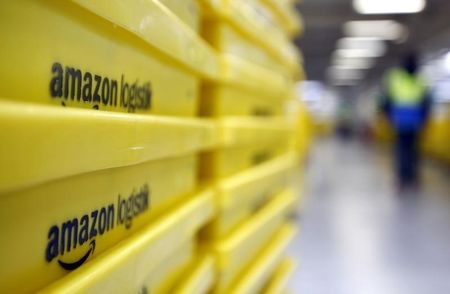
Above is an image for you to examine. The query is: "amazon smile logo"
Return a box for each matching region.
[45,184,149,270]
[57,240,96,270]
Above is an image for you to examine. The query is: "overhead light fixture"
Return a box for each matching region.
[353,0,426,14]
[331,80,359,87]
[337,37,386,55]
[327,66,364,81]
[333,57,374,69]
[343,20,408,42]
[334,48,385,59]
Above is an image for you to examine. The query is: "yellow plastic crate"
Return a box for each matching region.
[201,118,294,179]
[0,99,217,194]
[71,0,219,79]
[262,259,297,294]
[290,164,304,212]
[230,224,297,294]
[201,85,284,117]
[37,190,214,294]
[201,86,284,117]
[219,55,289,98]
[200,0,301,77]
[206,155,298,239]
[259,0,304,37]
[145,241,194,294]
[220,24,283,75]
[0,154,200,293]
[204,143,288,179]
[210,191,296,293]
[201,55,288,117]
[284,98,313,159]
[174,255,216,294]
[0,0,219,116]
[245,0,283,32]
[158,0,201,32]
[219,0,303,38]
[203,22,290,78]
[422,116,450,164]
[445,119,450,164]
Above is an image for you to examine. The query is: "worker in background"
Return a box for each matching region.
[380,53,431,190]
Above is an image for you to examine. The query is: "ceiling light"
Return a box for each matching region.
[331,80,359,87]
[353,0,426,14]
[334,48,385,59]
[333,57,374,69]
[337,37,386,55]
[327,66,364,80]
[343,20,408,42]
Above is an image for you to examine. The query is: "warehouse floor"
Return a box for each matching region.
[288,138,450,294]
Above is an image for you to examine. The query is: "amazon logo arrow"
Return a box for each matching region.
[58,239,96,271]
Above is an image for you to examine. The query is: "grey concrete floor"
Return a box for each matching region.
[288,138,450,294]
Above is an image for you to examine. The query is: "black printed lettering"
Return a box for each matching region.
[98,208,107,235]
[61,218,78,255]
[79,214,89,245]
[110,79,118,106]
[50,63,63,98]
[93,75,101,103]
[45,183,150,268]
[90,210,98,239]
[82,72,93,102]
[65,67,82,100]
[107,204,115,231]
[101,78,110,105]
[46,225,59,262]
[49,62,151,111]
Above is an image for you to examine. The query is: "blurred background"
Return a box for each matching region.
[289,0,450,293]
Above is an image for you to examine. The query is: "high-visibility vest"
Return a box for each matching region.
[385,68,427,131]
[386,68,426,106]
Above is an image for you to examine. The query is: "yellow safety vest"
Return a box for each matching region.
[386,68,426,106]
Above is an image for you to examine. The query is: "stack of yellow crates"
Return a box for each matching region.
[0,0,308,293]
[176,0,306,293]
[0,1,219,293]
[422,104,450,165]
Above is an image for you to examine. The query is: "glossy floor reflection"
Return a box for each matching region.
[288,138,450,294]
